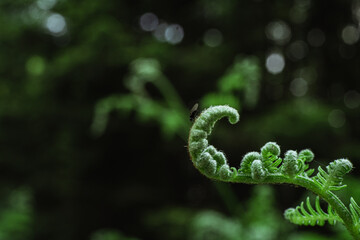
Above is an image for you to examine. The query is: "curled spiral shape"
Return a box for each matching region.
[261,142,280,159]
[188,106,353,187]
[188,106,283,181]
[282,150,299,177]
[187,105,311,181]
[188,105,239,179]
[299,149,315,163]
[251,160,266,180]
[328,159,353,177]
[240,152,262,173]
[187,105,359,238]
[312,158,353,191]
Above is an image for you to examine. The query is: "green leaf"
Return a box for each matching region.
[284,196,341,226]
[312,159,353,192]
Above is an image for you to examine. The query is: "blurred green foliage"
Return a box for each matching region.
[0,188,33,240]
[144,186,287,240]
[90,229,139,240]
[91,55,260,139]
[91,58,189,139]
[201,56,261,110]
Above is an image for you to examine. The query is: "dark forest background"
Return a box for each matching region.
[0,0,360,239]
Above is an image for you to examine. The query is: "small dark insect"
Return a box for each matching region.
[189,103,199,121]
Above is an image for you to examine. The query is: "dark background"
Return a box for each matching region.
[0,0,360,239]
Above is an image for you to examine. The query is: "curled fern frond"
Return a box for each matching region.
[312,159,353,191]
[299,149,315,163]
[282,150,298,177]
[188,105,239,179]
[261,142,281,159]
[296,149,315,176]
[187,105,360,239]
[284,196,341,226]
[260,142,282,173]
[219,165,238,180]
[240,152,261,173]
[251,160,266,180]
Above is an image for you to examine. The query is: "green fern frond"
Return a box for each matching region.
[296,149,314,176]
[350,198,360,228]
[240,152,261,174]
[188,105,360,239]
[260,142,282,173]
[281,150,298,177]
[284,196,342,226]
[188,105,240,179]
[262,152,282,173]
[312,159,353,191]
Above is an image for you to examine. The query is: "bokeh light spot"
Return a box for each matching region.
[265,20,291,45]
[45,13,67,36]
[203,29,223,47]
[153,23,168,42]
[287,40,308,61]
[290,78,308,97]
[139,12,158,32]
[328,109,346,128]
[28,4,47,22]
[344,90,360,109]
[165,24,184,44]
[341,25,359,45]
[307,28,325,47]
[352,1,360,22]
[265,53,285,74]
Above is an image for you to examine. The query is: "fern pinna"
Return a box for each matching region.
[187,105,360,239]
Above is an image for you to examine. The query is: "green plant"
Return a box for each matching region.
[143,186,295,240]
[188,105,360,239]
[90,229,139,240]
[0,188,33,240]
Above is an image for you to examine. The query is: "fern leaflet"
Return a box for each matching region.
[312,159,353,191]
[284,196,341,226]
[350,198,360,228]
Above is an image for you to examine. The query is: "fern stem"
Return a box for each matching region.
[216,173,360,239]
[293,177,357,239]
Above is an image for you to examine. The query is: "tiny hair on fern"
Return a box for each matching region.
[187,105,360,239]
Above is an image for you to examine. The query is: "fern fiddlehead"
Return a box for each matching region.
[313,159,353,191]
[188,105,360,239]
[188,105,239,179]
